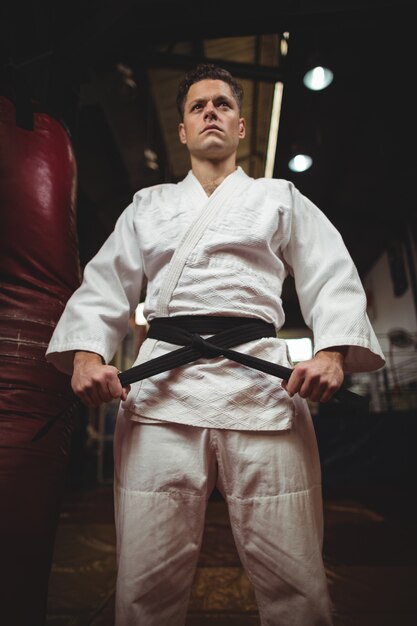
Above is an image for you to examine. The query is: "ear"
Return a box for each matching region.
[238,117,246,139]
[178,122,187,145]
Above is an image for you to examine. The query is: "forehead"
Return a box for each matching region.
[186,79,235,103]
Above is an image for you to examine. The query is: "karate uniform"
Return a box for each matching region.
[46,166,385,625]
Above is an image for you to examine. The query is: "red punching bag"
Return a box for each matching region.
[0,95,81,625]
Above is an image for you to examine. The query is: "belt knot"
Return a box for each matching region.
[190,333,223,359]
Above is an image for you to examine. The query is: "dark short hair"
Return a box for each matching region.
[176,63,244,120]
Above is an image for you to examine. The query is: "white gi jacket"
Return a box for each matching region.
[46,167,385,430]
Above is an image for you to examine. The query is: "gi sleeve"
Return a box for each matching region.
[281,184,385,373]
[45,201,144,374]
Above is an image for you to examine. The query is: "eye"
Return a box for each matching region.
[191,103,203,111]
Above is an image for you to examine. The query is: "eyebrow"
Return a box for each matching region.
[188,94,235,108]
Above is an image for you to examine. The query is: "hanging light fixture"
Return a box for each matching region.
[287,141,313,173]
[288,153,313,173]
[303,64,334,91]
[302,42,334,91]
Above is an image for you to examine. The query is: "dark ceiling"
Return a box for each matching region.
[1,0,416,328]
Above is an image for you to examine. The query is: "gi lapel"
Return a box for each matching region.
[155,167,250,316]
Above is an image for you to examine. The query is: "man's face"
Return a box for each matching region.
[178,79,245,160]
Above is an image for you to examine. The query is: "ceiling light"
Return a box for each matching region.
[144,148,157,161]
[116,62,137,89]
[288,153,313,173]
[144,147,159,170]
[280,33,289,57]
[303,65,333,91]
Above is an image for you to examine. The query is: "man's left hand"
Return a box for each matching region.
[282,347,347,403]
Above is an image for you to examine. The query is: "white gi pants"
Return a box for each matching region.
[113,397,334,626]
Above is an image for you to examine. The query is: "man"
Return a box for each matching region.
[46,64,385,625]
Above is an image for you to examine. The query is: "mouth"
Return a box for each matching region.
[201,125,222,134]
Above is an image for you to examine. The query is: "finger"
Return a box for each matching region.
[107,373,124,399]
[78,388,102,407]
[85,380,114,405]
[299,377,317,399]
[285,370,304,397]
[120,385,131,401]
[308,381,328,403]
[318,381,341,403]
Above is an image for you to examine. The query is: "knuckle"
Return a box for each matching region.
[297,364,307,376]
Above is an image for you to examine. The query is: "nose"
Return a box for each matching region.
[204,100,217,119]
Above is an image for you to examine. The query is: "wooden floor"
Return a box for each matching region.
[46,480,417,626]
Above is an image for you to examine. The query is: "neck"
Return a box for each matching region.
[190,156,237,196]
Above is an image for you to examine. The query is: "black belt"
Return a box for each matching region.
[119,316,366,410]
[33,316,367,441]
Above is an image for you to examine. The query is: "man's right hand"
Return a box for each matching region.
[71,351,130,407]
